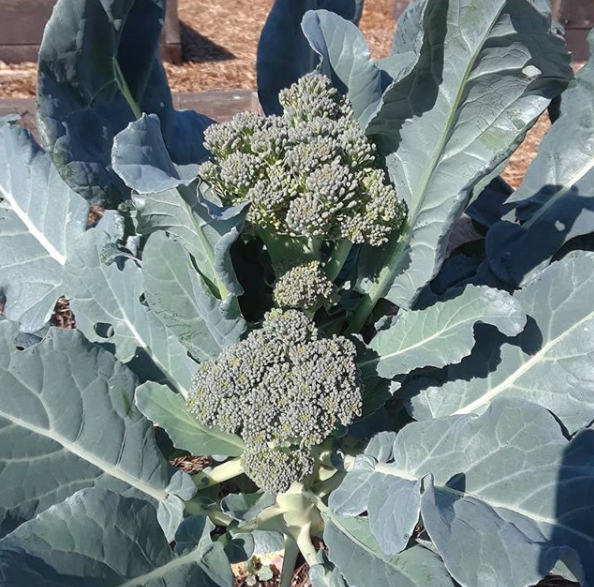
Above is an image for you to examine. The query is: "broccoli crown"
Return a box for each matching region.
[273,261,338,312]
[188,309,363,492]
[199,73,406,246]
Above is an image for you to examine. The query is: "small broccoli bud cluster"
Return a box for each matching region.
[199,73,406,246]
[273,261,338,312]
[188,309,363,493]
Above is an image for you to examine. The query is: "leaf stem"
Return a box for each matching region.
[346,230,407,333]
[325,240,352,282]
[113,59,142,119]
[279,535,300,587]
[193,457,244,489]
[184,500,233,527]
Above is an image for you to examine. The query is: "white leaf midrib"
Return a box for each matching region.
[453,308,594,415]
[0,183,66,265]
[0,405,167,503]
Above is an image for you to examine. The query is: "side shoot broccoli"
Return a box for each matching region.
[188,309,363,493]
[273,261,338,313]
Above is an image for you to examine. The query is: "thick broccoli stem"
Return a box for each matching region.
[325,239,352,282]
[247,483,324,579]
[192,457,244,489]
[259,231,322,274]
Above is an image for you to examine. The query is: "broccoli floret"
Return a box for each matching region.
[188,309,363,492]
[274,261,338,312]
[198,73,406,246]
[242,446,314,494]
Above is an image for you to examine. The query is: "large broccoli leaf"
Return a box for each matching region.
[0,321,187,539]
[331,399,594,587]
[257,0,365,115]
[301,10,384,129]
[323,514,453,587]
[0,122,88,333]
[37,0,212,207]
[408,252,594,434]
[362,285,525,380]
[486,33,594,287]
[63,211,193,396]
[143,232,247,362]
[356,0,572,315]
[112,115,248,298]
[391,0,426,56]
[136,382,245,457]
[0,489,232,587]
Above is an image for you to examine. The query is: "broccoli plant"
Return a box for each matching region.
[2,0,594,586]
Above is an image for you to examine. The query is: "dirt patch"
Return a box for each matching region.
[0,0,396,97]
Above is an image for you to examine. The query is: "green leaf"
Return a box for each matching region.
[220,493,276,522]
[143,232,246,362]
[63,212,193,396]
[113,115,248,298]
[333,399,594,587]
[257,0,365,115]
[136,382,245,458]
[362,285,526,380]
[0,322,174,538]
[302,10,383,128]
[0,489,233,586]
[358,0,572,310]
[324,514,453,587]
[486,32,594,287]
[37,0,212,206]
[409,252,594,434]
[391,0,426,56]
[0,123,88,333]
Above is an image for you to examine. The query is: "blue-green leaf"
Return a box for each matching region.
[63,212,193,396]
[302,10,383,128]
[0,489,233,586]
[113,115,248,297]
[0,123,88,333]
[0,321,175,538]
[257,0,365,115]
[358,0,572,310]
[362,285,525,380]
[143,232,246,362]
[486,32,594,287]
[324,514,453,587]
[334,399,594,587]
[409,252,594,434]
[136,381,245,457]
[37,0,212,206]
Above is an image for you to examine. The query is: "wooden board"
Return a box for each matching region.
[0,90,260,137]
[0,0,181,64]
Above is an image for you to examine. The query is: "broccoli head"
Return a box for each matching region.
[273,261,338,313]
[198,73,406,246]
[188,309,363,492]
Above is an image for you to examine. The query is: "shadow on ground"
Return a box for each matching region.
[180,21,235,63]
